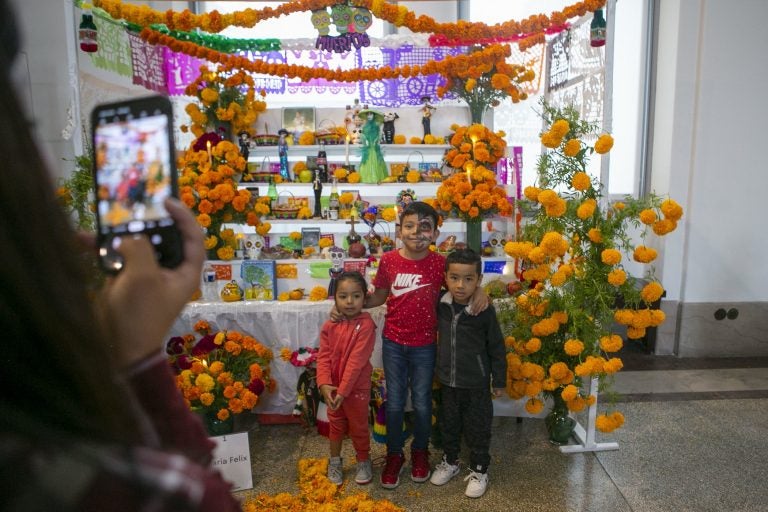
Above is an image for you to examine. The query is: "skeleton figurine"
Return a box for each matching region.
[327,245,345,297]
[487,230,506,256]
[382,112,399,144]
[243,233,265,260]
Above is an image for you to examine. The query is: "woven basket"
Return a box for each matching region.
[315,119,344,145]
[254,133,279,146]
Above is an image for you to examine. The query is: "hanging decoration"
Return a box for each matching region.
[312,4,373,54]
[79,11,98,52]
[590,9,607,47]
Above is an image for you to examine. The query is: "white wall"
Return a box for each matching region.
[652,0,768,303]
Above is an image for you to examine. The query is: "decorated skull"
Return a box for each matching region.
[329,245,345,270]
[487,230,506,256]
[351,7,373,34]
[310,9,331,36]
[330,4,353,34]
[243,233,265,259]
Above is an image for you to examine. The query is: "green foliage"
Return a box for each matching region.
[59,151,96,232]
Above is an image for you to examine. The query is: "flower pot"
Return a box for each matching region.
[201,411,235,437]
[545,394,575,445]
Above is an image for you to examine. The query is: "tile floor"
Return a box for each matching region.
[234,349,768,511]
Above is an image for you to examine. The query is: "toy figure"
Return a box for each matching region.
[313,170,323,218]
[327,245,345,297]
[358,109,388,184]
[238,131,250,160]
[382,112,399,144]
[420,95,436,140]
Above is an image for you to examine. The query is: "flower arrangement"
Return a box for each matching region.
[499,103,683,433]
[57,151,96,231]
[179,136,271,259]
[182,64,266,138]
[437,44,535,123]
[435,124,513,222]
[166,320,275,423]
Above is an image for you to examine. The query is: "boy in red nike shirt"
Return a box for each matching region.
[363,201,488,489]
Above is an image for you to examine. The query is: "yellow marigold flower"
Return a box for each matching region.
[550,119,570,138]
[523,186,542,201]
[571,171,590,190]
[537,189,559,207]
[564,338,584,356]
[650,309,666,326]
[195,373,215,393]
[641,281,664,303]
[561,384,579,402]
[594,133,614,154]
[520,362,545,381]
[525,398,544,415]
[550,270,567,287]
[652,218,677,235]
[627,326,646,339]
[279,347,292,361]
[551,311,568,324]
[577,198,597,220]
[613,201,625,210]
[542,378,559,391]
[603,357,624,374]
[633,245,658,263]
[601,248,621,266]
[504,240,535,259]
[564,139,581,157]
[540,131,562,149]
[531,317,560,337]
[545,197,567,217]
[525,337,541,353]
[528,247,546,264]
[588,228,603,244]
[289,231,302,241]
[278,292,290,301]
[393,134,406,144]
[347,171,361,183]
[204,235,218,250]
[216,246,235,260]
[409,136,422,144]
[333,168,348,180]
[540,231,568,256]
[548,362,569,381]
[381,207,397,222]
[200,87,218,104]
[660,198,684,221]
[567,396,587,413]
[608,268,627,286]
[639,208,657,225]
[525,381,543,397]
[599,334,624,353]
[614,309,634,325]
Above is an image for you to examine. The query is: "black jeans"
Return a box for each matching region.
[439,385,493,473]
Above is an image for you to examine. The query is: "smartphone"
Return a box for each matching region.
[91,95,183,273]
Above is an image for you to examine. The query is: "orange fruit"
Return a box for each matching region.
[289,289,304,300]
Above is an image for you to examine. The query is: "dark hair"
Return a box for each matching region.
[400,201,439,227]
[446,248,482,275]
[0,2,140,445]
[334,271,368,296]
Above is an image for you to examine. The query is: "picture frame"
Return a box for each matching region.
[282,107,315,135]
[240,260,277,301]
[301,227,321,249]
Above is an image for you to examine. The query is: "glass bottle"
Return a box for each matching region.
[79,12,98,53]
[590,9,607,47]
[202,263,218,301]
[267,177,278,212]
[317,140,328,183]
[328,178,340,220]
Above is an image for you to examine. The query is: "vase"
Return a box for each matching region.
[545,393,576,445]
[465,219,482,254]
[469,102,488,125]
[200,411,235,437]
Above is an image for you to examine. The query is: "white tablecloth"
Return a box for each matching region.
[171,300,387,415]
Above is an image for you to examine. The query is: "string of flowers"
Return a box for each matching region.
[140,28,523,86]
[435,123,513,221]
[498,102,683,433]
[93,0,604,50]
[166,320,275,423]
[436,44,536,124]
[182,64,267,138]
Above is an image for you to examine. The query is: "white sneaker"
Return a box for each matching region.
[430,457,460,486]
[327,457,343,485]
[355,459,373,485]
[464,470,488,498]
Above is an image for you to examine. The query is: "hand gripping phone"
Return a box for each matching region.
[91,95,183,273]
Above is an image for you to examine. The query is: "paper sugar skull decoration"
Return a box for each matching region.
[487,230,506,256]
[351,7,373,34]
[330,4,353,35]
[243,234,265,259]
[327,246,346,297]
[310,9,331,36]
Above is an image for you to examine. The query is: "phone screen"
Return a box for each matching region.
[92,95,182,272]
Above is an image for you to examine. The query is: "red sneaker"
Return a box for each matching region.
[380,453,406,489]
[410,448,431,483]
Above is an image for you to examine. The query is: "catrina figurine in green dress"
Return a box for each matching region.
[357,109,388,184]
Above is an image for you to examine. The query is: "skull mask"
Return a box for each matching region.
[329,246,345,270]
[487,231,506,256]
[310,9,331,36]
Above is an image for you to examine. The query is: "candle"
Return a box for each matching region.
[466,162,473,183]
[345,134,350,166]
[206,140,212,165]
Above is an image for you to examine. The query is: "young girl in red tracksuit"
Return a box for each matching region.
[317,271,377,486]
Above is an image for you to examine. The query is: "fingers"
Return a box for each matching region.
[165,197,205,274]
[113,234,157,273]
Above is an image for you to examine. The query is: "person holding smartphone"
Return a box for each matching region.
[0,2,241,509]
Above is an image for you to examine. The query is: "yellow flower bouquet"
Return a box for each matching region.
[182,64,267,138]
[499,103,683,437]
[166,320,275,434]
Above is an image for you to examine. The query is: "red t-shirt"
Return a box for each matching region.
[373,250,445,346]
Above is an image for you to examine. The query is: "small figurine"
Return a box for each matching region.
[243,234,265,260]
[327,246,345,297]
[312,170,323,218]
[420,95,436,141]
[358,109,388,183]
[238,131,250,160]
[382,112,399,144]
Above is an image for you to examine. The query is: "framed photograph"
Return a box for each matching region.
[282,107,315,135]
[240,260,277,301]
[301,227,321,249]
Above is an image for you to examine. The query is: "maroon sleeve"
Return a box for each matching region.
[126,355,216,465]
